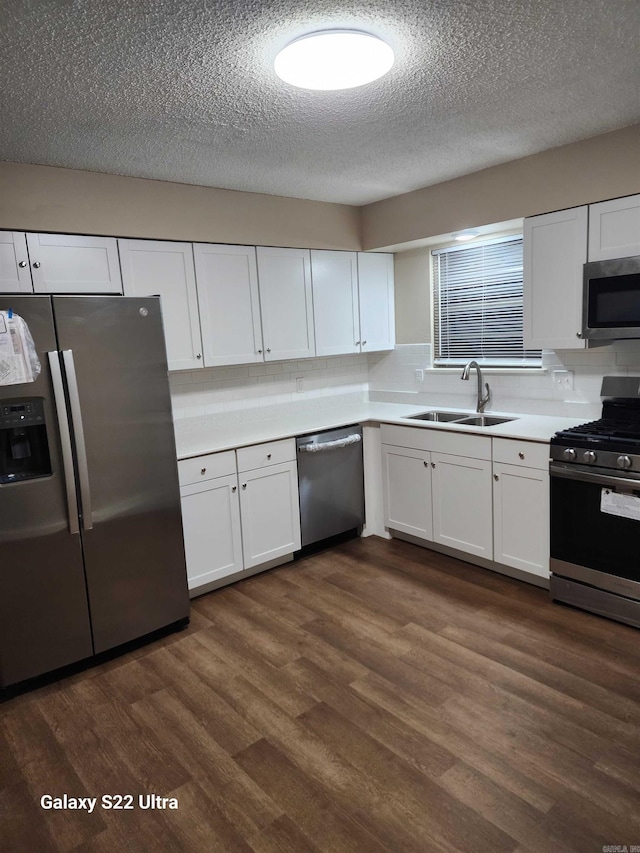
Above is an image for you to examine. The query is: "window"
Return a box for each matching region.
[432,234,541,367]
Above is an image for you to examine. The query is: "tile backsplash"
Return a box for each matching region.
[367,342,640,419]
[170,342,640,423]
[169,354,369,421]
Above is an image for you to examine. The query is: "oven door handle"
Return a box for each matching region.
[550,462,640,491]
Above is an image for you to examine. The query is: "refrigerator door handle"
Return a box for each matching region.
[62,349,94,531]
[47,350,80,536]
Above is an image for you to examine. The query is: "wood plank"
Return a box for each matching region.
[2,535,639,851]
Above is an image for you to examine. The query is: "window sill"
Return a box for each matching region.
[425,367,548,376]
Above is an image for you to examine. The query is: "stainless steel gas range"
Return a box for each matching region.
[550,376,640,629]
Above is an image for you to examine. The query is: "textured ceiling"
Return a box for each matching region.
[0,0,639,205]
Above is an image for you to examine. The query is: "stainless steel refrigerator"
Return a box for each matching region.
[0,295,189,689]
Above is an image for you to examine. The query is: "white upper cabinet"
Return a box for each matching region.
[311,250,359,356]
[194,243,263,367]
[118,239,203,371]
[523,206,588,350]
[357,252,395,352]
[0,231,32,293]
[256,246,315,361]
[25,233,123,294]
[588,194,640,261]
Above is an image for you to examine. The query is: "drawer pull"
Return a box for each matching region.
[518,452,525,460]
[200,467,207,475]
[267,453,272,459]
[242,483,247,489]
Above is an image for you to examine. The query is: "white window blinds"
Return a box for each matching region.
[432,235,540,366]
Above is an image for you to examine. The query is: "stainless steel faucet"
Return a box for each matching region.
[461,360,491,412]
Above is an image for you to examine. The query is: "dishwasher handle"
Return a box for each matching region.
[297,433,362,453]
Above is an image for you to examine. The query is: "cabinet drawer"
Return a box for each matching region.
[236,438,296,473]
[493,438,549,470]
[178,450,236,487]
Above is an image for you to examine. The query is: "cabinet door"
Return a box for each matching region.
[239,460,301,569]
[119,239,203,371]
[194,243,264,366]
[588,195,640,261]
[256,247,315,361]
[180,474,243,592]
[493,463,549,578]
[25,233,122,294]
[382,444,432,540]
[357,252,395,352]
[0,232,33,293]
[523,207,587,350]
[311,250,359,356]
[432,452,493,559]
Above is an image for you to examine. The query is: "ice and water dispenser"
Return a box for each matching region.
[0,397,51,483]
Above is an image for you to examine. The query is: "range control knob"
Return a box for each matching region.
[583,450,597,464]
[563,448,577,461]
[617,455,632,470]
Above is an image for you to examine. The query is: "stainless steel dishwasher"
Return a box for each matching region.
[296,425,364,548]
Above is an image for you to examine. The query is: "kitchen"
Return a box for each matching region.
[1,1,640,850]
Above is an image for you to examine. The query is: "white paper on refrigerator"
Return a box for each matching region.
[0,311,42,385]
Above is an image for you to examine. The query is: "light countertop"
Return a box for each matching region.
[174,400,587,460]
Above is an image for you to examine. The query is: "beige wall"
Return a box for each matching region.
[0,162,361,250]
[361,124,640,249]
[393,249,432,344]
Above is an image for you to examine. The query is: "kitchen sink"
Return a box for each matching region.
[404,411,517,427]
[405,410,470,422]
[455,415,517,427]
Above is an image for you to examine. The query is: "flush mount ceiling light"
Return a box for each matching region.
[274,30,394,91]
[453,229,480,242]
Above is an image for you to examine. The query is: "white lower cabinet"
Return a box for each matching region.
[238,461,301,569]
[382,444,432,540]
[492,438,549,578]
[380,425,549,582]
[381,425,492,562]
[179,439,301,595]
[178,451,243,592]
[431,452,493,559]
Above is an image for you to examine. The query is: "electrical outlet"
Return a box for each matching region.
[553,369,574,391]
[296,376,305,393]
[415,369,424,382]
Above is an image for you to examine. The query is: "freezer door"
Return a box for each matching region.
[0,296,93,688]
[52,296,189,652]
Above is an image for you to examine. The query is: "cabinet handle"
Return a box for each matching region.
[431,462,435,468]
[258,348,263,354]
[242,483,247,489]
[232,486,237,492]
[362,340,367,346]
[267,453,272,459]
[576,331,582,338]
[518,452,525,460]
[423,460,428,467]
[355,340,361,346]
[494,474,499,481]
[196,353,202,359]
[32,261,41,269]
[18,261,27,268]
[200,467,206,475]
[266,347,271,353]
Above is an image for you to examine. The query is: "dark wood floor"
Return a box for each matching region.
[2,536,639,852]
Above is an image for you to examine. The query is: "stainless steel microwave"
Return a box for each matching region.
[582,255,640,341]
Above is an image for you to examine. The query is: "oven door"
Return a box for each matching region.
[550,462,640,600]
